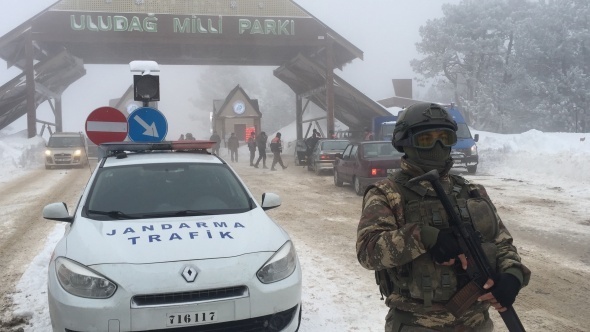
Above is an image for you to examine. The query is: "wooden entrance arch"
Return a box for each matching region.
[0,0,389,139]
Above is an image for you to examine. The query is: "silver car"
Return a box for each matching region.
[307,139,349,175]
[44,132,89,169]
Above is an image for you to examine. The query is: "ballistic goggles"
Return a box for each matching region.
[403,128,457,149]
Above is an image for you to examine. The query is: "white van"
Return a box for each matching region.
[45,132,89,169]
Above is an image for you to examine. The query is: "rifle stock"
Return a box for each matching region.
[408,170,525,332]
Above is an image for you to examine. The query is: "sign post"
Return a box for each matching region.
[85,106,128,145]
[127,107,168,142]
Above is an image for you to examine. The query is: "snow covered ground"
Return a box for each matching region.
[1,125,589,331]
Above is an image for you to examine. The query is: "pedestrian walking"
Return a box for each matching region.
[209,131,221,155]
[227,132,239,162]
[253,131,268,169]
[270,132,287,171]
[247,132,257,166]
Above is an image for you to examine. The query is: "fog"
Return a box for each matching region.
[0,0,461,139]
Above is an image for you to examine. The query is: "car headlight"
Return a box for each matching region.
[73,149,82,156]
[256,241,297,284]
[470,145,478,155]
[45,150,51,156]
[55,257,117,298]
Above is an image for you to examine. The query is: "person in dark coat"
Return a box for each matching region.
[247,132,257,166]
[209,131,221,155]
[227,133,239,162]
[312,128,321,138]
[253,131,268,169]
[305,135,319,165]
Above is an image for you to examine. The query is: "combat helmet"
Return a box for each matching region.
[392,102,458,152]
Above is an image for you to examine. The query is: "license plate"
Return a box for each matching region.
[167,310,218,327]
[55,158,69,161]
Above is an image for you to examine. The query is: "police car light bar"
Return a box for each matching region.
[98,141,216,158]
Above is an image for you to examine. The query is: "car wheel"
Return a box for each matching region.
[354,176,363,196]
[334,170,343,187]
[467,165,477,174]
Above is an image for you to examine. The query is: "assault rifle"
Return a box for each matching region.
[408,169,525,332]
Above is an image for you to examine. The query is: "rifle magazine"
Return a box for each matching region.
[445,280,484,317]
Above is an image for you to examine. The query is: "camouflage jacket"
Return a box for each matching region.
[356,157,530,323]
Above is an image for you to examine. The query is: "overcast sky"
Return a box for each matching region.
[0,0,461,138]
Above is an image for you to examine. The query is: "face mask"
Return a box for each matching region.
[404,141,451,172]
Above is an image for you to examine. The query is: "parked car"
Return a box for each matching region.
[333,141,404,195]
[43,141,302,332]
[44,131,89,169]
[307,138,349,175]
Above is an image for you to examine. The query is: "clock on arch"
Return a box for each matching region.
[233,100,246,115]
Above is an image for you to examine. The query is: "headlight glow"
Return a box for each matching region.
[471,145,478,155]
[55,257,117,298]
[73,149,82,156]
[256,241,297,284]
[45,150,51,156]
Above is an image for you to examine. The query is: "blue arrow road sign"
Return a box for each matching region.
[127,107,168,142]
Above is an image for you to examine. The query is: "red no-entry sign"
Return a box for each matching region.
[85,106,128,145]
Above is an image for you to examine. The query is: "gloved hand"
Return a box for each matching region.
[430,229,463,264]
[491,273,521,308]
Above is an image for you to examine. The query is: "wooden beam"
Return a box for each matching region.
[25,28,36,138]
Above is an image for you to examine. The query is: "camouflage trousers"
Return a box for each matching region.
[385,309,494,332]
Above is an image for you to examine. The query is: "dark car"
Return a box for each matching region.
[307,139,349,175]
[333,141,404,195]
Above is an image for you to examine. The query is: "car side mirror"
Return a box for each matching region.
[261,192,281,211]
[43,202,73,223]
[474,134,479,142]
[335,153,342,159]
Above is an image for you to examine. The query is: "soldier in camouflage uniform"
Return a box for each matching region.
[356,103,530,331]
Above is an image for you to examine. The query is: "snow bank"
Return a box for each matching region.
[0,130,46,180]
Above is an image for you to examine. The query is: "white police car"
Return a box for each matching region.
[42,141,302,332]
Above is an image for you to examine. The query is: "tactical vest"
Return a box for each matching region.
[374,171,500,308]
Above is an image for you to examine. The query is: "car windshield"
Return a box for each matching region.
[47,136,83,148]
[320,140,349,150]
[456,123,473,139]
[362,142,398,158]
[84,163,252,219]
[381,123,396,140]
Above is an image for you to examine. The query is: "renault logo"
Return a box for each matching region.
[181,266,198,282]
